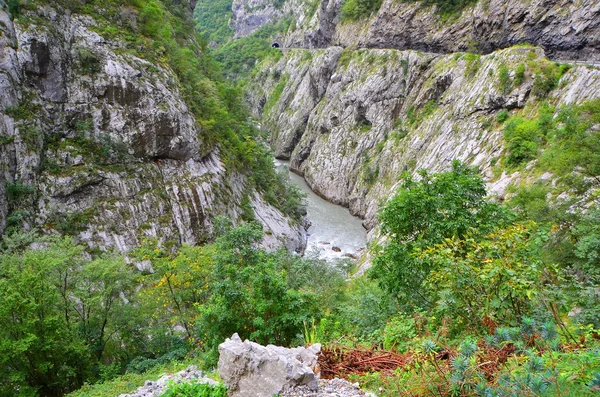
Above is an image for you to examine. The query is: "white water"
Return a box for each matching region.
[275,160,367,261]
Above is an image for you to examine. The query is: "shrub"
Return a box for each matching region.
[503,111,549,167]
[497,64,512,93]
[532,62,571,97]
[161,380,228,397]
[382,314,417,351]
[514,63,526,86]
[7,0,20,18]
[77,48,102,75]
[371,161,513,308]
[496,109,509,123]
[340,0,383,21]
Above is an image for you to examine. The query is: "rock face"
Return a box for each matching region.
[232,0,600,61]
[230,0,342,48]
[218,333,321,397]
[248,45,600,238]
[0,4,306,253]
[231,0,284,39]
[337,0,600,62]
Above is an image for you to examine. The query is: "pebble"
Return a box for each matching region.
[282,378,377,397]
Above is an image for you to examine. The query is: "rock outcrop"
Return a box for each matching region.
[218,333,321,397]
[0,3,306,253]
[230,0,342,48]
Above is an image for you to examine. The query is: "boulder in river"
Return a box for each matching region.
[332,246,341,252]
[218,333,321,397]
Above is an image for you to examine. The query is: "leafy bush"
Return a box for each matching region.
[514,63,526,86]
[198,222,320,362]
[340,0,383,21]
[7,0,20,18]
[402,0,478,21]
[161,381,227,397]
[77,48,102,75]
[503,105,553,167]
[532,62,571,97]
[497,64,512,93]
[371,161,513,308]
[496,109,509,123]
[422,222,550,331]
[0,237,139,396]
[382,314,418,351]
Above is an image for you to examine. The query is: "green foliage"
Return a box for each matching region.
[401,0,478,21]
[532,62,571,97]
[541,99,600,190]
[503,105,553,167]
[497,64,512,94]
[337,47,354,69]
[67,359,203,397]
[463,53,480,77]
[382,314,417,351]
[263,74,289,114]
[496,109,509,124]
[197,222,321,362]
[214,19,289,79]
[7,0,20,18]
[340,0,383,21]
[76,48,102,75]
[161,380,227,397]
[514,63,526,86]
[371,161,513,308]
[4,182,36,234]
[422,222,550,331]
[0,237,139,396]
[193,0,233,46]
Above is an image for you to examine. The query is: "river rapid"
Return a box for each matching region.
[274,160,367,261]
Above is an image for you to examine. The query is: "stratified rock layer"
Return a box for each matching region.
[232,0,600,61]
[0,4,306,253]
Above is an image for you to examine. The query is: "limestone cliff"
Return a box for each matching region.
[232,0,600,61]
[0,1,306,254]
[248,46,600,234]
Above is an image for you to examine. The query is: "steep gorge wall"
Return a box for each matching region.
[248,46,600,232]
[232,0,600,61]
[0,3,306,254]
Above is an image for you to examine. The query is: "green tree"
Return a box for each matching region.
[370,161,512,308]
[0,238,91,396]
[197,222,320,361]
[421,222,550,331]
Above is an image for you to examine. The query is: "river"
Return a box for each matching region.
[274,160,367,261]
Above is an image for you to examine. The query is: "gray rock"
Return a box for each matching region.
[282,378,377,397]
[118,365,220,397]
[218,333,321,397]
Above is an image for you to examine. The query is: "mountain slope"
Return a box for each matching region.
[0,0,306,253]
